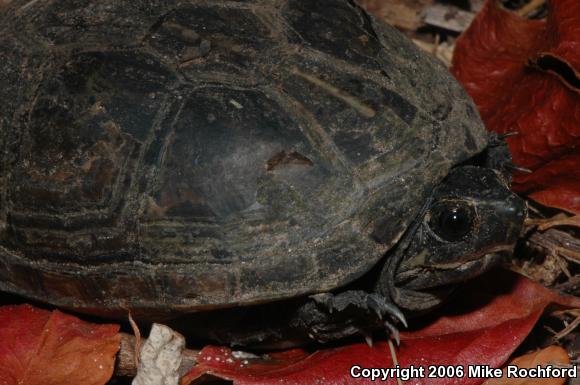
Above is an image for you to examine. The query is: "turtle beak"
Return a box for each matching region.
[477,192,527,254]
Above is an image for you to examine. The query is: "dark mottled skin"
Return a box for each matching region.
[0,0,502,333]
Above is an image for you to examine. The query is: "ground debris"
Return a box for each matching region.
[132,324,186,385]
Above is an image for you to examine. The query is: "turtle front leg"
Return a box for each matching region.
[291,290,407,345]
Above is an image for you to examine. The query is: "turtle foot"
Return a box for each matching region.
[484,132,531,179]
[293,290,406,344]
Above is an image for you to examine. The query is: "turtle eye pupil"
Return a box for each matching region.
[430,205,473,241]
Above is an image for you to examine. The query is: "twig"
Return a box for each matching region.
[388,340,403,385]
[127,312,142,369]
[554,254,572,277]
[555,246,580,264]
[515,0,546,17]
[550,309,580,318]
[526,228,580,265]
[115,333,199,377]
[555,275,580,295]
[524,214,580,231]
[553,314,580,340]
[539,215,580,232]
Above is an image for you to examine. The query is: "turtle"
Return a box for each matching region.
[0,0,526,346]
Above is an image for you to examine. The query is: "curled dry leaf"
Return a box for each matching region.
[0,304,120,385]
[181,271,580,385]
[451,0,580,214]
[133,323,185,385]
[482,345,570,385]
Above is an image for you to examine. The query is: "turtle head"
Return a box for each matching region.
[379,165,526,312]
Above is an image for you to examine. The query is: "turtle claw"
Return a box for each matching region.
[364,334,374,347]
[505,163,533,174]
[367,293,407,327]
[497,131,519,140]
[384,321,401,346]
[300,290,406,344]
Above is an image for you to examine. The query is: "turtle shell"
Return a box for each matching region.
[0,0,487,316]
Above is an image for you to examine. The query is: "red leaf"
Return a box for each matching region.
[0,304,120,385]
[181,271,580,385]
[451,0,580,214]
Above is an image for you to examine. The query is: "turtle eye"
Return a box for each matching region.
[429,203,474,242]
